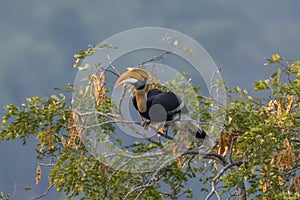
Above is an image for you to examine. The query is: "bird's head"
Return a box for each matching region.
[114,68,149,90]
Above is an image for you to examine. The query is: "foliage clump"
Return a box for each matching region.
[0,53,300,200]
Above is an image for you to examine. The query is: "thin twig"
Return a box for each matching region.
[69,119,141,129]
[157,131,174,140]
[76,110,121,119]
[205,161,244,200]
[203,152,227,166]
[123,177,159,200]
[38,163,55,167]
[106,48,120,77]
[122,149,207,200]
[105,68,120,77]
[31,185,53,200]
[134,188,147,200]
[138,51,170,67]
[228,136,238,164]
[285,166,300,175]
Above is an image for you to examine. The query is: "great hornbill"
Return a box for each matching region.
[114,68,214,148]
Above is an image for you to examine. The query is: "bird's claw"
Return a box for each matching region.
[141,120,151,129]
[157,125,168,135]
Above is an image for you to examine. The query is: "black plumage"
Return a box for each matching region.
[132,88,207,139]
[132,89,183,121]
[114,67,209,141]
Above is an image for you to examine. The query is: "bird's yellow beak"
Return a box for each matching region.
[114,68,149,88]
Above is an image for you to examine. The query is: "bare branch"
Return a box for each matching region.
[105,68,120,77]
[122,149,217,200]
[203,152,227,166]
[119,84,129,115]
[106,47,121,77]
[122,176,160,200]
[76,110,121,120]
[31,185,53,200]
[37,163,55,168]
[291,138,300,144]
[134,188,147,200]
[69,119,141,129]
[157,131,174,140]
[285,166,300,175]
[205,161,244,200]
[228,136,238,164]
[236,181,247,200]
[138,51,170,67]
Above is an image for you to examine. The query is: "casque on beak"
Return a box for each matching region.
[114,68,149,88]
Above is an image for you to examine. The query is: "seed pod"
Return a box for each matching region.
[35,165,42,185]
[92,72,106,107]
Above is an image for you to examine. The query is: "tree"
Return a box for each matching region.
[0,48,299,200]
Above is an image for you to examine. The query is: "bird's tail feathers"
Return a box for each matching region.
[177,115,216,149]
[202,135,215,149]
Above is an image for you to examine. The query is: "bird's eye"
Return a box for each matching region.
[136,84,146,90]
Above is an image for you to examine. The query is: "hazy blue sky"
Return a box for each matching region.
[0,1,300,199]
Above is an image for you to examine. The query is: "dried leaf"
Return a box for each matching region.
[270,149,280,165]
[266,99,278,116]
[278,175,284,186]
[99,163,106,177]
[80,153,84,167]
[92,72,106,106]
[262,182,267,193]
[277,138,296,170]
[290,175,300,193]
[177,157,185,170]
[218,131,233,156]
[286,95,294,113]
[213,161,218,171]
[283,138,289,148]
[46,129,54,149]
[277,97,283,117]
[172,143,178,156]
[172,143,185,170]
[61,136,68,149]
[67,112,81,149]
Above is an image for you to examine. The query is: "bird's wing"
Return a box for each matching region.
[132,89,163,119]
[151,92,183,112]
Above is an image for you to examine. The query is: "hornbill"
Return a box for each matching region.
[114,68,215,148]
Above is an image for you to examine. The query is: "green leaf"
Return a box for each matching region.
[254,80,270,91]
[271,53,282,62]
[24,186,31,191]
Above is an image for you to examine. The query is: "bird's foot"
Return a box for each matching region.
[157,126,168,135]
[141,120,151,129]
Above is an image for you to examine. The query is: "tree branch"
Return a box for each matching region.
[203,152,227,166]
[236,181,247,200]
[205,161,244,200]
[138,51,170,67]
[122,149,221,200]
[228,136,238,164]
[31,185,53,200]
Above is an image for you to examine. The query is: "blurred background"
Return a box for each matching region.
[0,1,299,199]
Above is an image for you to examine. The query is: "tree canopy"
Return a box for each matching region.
[1,50,299,200]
